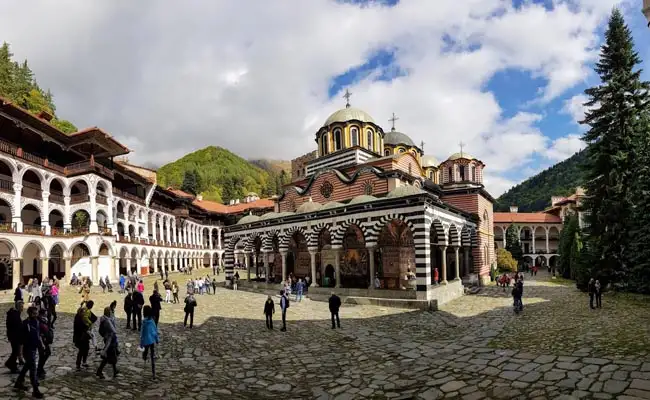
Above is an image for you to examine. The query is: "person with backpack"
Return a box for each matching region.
[36,308,52,379]
[140,306,159,380]
[73,301,96,371]
[119,275,126,294]
[328,292,342,329]
[184,293,197,329]
[131,288,145,331]
[96,306,119,379]
[279,290,289,332]
[163,280,172,303]
[263,295,275,330]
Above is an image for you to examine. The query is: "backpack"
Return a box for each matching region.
[41,323,53,345]
[98,320,107,337]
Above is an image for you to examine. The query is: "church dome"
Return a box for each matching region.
[296,199,322,213]
[447,152,475,161]
[421,155,439,168]
[260,212,279,220]
[276,211,295,217]
[348,194,377,205]
[321,201,344,210]
[387,185,424,199]
[237,214,260,225]
[384,130,416,147]
[323,107,375,126]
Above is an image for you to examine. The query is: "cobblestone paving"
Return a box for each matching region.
[0,271,649,399]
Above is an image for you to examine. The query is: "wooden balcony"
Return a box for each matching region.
[0,138,65,174]
[70,192,90,204]
[112,187,145,205]
[65,159,114,180]
[49,192,64,204]
[96,193,108,205]
[22,182,42,200]
[0,177,13,194]
[23,224,44,235]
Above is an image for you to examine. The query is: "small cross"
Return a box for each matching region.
[459,141,466,157]
[343,89,352,108]
[388,112,399,131]
[420,140,425,152]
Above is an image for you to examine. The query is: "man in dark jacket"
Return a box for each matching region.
[131,289,145,331]
[4,301,24,373]
[149,290,163,326]
[124,290,134,329]
[588,278,595,309]
[14,306,44,398]
[263,296,275,330]
[329,292,341,329]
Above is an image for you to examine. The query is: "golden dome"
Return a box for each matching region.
[323,107,375,126]
[421,155,439,168]
[447,152,475,161]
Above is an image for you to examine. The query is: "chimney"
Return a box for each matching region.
[509,205,518,213]
[229,199,235,205]
[196,194,203,201]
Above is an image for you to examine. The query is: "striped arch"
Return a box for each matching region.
[461,225,472,247]
[246,231,263,250]
[332,218,367,248]
[366,213,414,247]
[280,226,309,251]
[308,223,330,249]
[448,224,461,247]
[430,219,447,245]
[262,230,279,252]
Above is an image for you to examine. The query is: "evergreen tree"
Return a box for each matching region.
[580,9,650,286]
[505,225,523,265]
[193,170,203,193]
[558,213,581,279]
[180,170,198,195]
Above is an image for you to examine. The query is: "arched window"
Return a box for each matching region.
[483,210,489,227]
[384,149,390,156]
[459,165,466,181]
[398,148,405,153]
[471,165,476,181]
[334,129,342,151]
[321,133,329,155]
[367,130,374,151]
[429,171,434,180]
[448,167,453,182]
[350,127,359,147]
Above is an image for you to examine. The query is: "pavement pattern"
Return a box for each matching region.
[0,271,649,400]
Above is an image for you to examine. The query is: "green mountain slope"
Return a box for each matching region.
[157,146,290,203]
[495,150,587,212]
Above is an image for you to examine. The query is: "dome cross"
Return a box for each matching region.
[343,89,352,108]
[459,141,466,157]
[389,112,399,132]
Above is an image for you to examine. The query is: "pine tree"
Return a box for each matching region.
[505,225,523,266]
[193,170,203,194]
[180,170,198,195]
[580,9,650,286]
[558,213,581,279]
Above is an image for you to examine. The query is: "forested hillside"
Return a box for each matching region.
[156,146,290,203]
[495,150,586,212]
[0,42,77,133]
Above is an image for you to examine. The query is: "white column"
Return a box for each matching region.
[217,228,222,249]
[41,191,51,235]
[106,193,114,233]
[166,221,171,245]
[151,215,157,243]
[12,183,22,232]
[531,225,536,253]
[545,227,550,253]
[209,230,213,250]
[441,246,448,284]
[501,226,506,247]
[454,246,460,280]
[280,251,287,282]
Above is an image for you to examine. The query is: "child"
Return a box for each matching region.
[140,305,159,380]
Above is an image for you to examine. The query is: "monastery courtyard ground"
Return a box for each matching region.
[0,272,649,400]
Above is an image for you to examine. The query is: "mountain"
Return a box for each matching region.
[156,146,290,203]
[249,159,291,175]
[495,150,587,212]
[0,42,77,133]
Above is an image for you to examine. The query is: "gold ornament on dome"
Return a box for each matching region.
[364,182,374,196]
[320,181,334,199]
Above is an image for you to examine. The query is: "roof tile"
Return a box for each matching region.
[494,212,562,224]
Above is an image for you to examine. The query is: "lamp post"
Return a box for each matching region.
[644,0,650,27]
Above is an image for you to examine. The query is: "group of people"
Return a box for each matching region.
[262,290,342,331]
[185,276,218,295]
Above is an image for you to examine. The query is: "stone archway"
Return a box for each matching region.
[48,244,65,280]
[341,224,367,288]
[316,228,332,287]
[377,219,415,289]
[287,230,309,279]
[0,239,16,289]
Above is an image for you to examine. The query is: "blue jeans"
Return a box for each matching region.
[296,290,303,302]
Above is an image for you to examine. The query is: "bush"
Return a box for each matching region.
[497,248,518,272]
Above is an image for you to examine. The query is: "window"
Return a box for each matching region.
[471,165,476,181]
[367,130,374,151]
[448,167,453,182]
[384,149,390,156]
[459,165,466,181]
[351,127,359,146]
[398,148,405,153]
[429,171,434,180]
[321,133,328,155]
[334,129,342,151]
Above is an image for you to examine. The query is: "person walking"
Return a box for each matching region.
[263,295,275,330]
[73,301,96,371]
[279,290,289,332]
[13,306,43,398]
[211,276,217,294]
[588,278,596,309]
[36,308,52,379]
[172,281,180,304]
[295,278,304,302]
[119,275,126,294]
[123,290,133,329]
[4,300,24,373]
[183,293,197,329]
[164,280,172,303]
[131,288,145,331]
[159,268,164,281]
[329,292,341,329]
[595,279,602,308]
[149,290,163,326]
[140,306,159,380]
[96,307,119,379]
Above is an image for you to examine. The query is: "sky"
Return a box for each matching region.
[0,0,648,197]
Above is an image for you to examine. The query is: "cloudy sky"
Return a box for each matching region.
[0,0,648,196]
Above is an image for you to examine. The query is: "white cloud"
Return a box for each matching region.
[0,0,626,198]
[545,134,586,161]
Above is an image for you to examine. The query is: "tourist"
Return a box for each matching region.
[70,273,78,286]
[4,300,24,373]
[73,300,96,371]
[172,281,180,304]
[96,306,119,379]
[165,266,169,280]
[183,293,197,329]
[329,292,341,329]
[588,278,596,309]
[153,280,159,294]
[36,308,52,379]
[131,288,145,331]
[13,306,43,399]
[137,280,145,293]
[186,279,193,294]
[140,305,159,381]
[119,275,126,294]
[14,282,25,308]
[512,277,523,312]
[159,268,164,281]
[279,290,289,332]
[194,278,200,294]
[205,276,212,294]
[374,275,381,289]
[149,289,163,326]
[263,295,275,330]
[233,273,239,291]
[295,278,304,302]
[123,289,133,329]
[80,281,90,305]
[99,277,106,293]
[211,276,217,294]
[595,279,602,308]
[164,280,172,303]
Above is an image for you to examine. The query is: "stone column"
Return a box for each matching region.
[91,256,99,283]
[309,249,318,288]
[153,257,158,274]
[109,257,117,281]
[334,248,341,288]
[463,247,470,276]
[441,246,448,284]
[502,226,506,248]
[12,258,22,289]
[545,227,550,253]
[151,217,157,244]
[217,228,222,249]
[40,258,49,281]
[12,183,22,232]
[64,257,71,285]
[41,191,51,235]
[263,251,270,283]
[454,246,460,280]
[531,225,536,253]
[280,251,288,282]
[246,252,251,281]
[367,246,376,289]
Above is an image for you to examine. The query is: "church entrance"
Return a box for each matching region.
[0,260,10,289]
[323,264,335,287]
[341,224,368,288]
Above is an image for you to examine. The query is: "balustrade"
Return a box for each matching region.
[0,177,13,194]
[70,192,90,204]
[21,182,42,199]
[22,224,44,235]
[96,193,108,205]
[49,192,64,204]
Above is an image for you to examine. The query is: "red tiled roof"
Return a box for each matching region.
[494,212,562,224]
[192,198,275,215]
[168,189,194,198]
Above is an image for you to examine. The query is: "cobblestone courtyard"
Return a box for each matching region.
[0,272,649,399]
